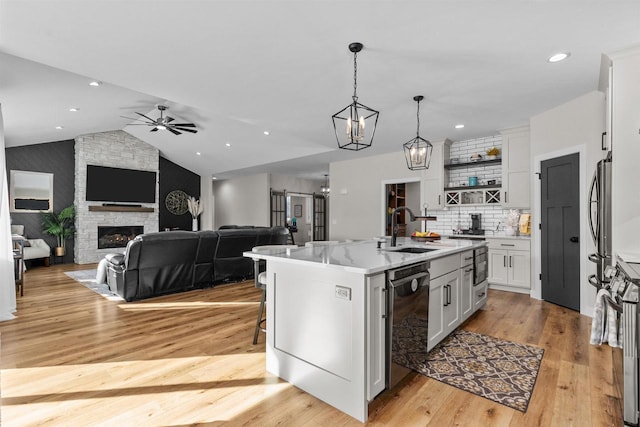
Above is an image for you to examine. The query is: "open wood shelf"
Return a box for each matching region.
[89,205,154,213]
[444,158,502,169]
[444,184,502,191]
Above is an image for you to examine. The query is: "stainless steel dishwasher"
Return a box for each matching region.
[386,261,430,389]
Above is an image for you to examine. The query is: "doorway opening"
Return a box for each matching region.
[382,178,422,237]
[270,189,327,246]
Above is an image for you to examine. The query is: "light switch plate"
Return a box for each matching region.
[335,285,351,300]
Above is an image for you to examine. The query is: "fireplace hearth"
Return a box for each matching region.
[98,226,143,249]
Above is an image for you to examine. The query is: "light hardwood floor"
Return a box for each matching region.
[1,264,623,426]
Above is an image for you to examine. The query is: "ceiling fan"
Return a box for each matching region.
[123,105,198,135]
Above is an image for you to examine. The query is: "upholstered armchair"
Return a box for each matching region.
[11,225,51,265]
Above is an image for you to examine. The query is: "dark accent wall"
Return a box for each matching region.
[6,140,75,264]
[159,156,200,231]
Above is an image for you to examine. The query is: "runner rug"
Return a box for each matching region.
[393,323,544,412]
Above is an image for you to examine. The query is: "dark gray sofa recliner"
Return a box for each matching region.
[105,227,289,302]
[106,231,201,301]
[213,226,289,283]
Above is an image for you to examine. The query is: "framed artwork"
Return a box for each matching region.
[294,204,302,217]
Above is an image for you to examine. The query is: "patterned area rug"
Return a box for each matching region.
[65,269,124,302]
[393,319,544,412]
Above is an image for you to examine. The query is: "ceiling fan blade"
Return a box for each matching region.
[171,123,196,127]
[135,112,157,123]
[167,127,181,135]
[150,127,159,132]
[165,116,175,123]
[173,127,198,133]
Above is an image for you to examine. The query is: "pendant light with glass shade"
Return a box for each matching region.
[331,42,380,151]
[403,95,433,170]
[321,174,330,197]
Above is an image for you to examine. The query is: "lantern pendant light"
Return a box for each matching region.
[403,95,433,170]
[332,42,380,151]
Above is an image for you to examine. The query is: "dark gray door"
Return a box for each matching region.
[541,153,580,311]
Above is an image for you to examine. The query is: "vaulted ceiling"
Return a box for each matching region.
[1,1,638,180]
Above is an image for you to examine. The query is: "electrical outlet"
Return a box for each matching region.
[335,285,351,300]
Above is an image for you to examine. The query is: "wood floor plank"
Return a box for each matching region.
[0,264,623,426]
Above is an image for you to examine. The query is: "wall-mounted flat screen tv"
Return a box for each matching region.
[86,165,156,203]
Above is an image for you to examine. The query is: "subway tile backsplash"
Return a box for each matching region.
[423,135,528,234]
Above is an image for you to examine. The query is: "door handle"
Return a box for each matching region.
[570,236,579,243]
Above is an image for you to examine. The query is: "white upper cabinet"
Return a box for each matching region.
[422,139,451,210]
[500,126,531,208]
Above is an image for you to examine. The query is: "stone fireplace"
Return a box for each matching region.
[74,130,159,264]
[97,226,143,249]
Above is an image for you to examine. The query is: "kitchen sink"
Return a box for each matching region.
[390,247,438,254]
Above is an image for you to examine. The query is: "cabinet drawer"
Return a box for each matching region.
[460,250,474,267]
[430,253,460,279]
[487,238,530,251]
[473,281,488,309]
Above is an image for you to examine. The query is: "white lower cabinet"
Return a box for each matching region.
[487,238,531,293]
[428,268,460,351]
[367,273,386,401]
[460,250,474,321]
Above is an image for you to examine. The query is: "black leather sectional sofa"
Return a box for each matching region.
[105,226,289,302]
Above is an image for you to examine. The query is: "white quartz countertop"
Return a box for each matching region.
[244,237,488,275]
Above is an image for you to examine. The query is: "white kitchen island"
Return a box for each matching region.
[244,237,488,422]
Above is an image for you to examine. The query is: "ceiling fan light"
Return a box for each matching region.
[156,124,167,130]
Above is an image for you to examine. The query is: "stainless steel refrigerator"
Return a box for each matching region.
[588,151,613,287]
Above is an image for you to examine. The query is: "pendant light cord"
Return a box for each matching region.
[353,51,358,102]
[416,99,421,137]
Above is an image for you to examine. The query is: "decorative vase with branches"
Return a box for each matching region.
[187,196,204,231]
[42,205,75,256]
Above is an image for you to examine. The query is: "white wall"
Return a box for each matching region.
[200,176,214,231]
[211,173,325,231]
[329,150,422,240]
[270,174,324,194]
[213,173,270,229]
[609,46,640,258]
[530,90,605,316]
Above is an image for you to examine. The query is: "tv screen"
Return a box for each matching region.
[86,165,156,203]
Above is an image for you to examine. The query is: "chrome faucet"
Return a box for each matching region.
[390,206,417,247]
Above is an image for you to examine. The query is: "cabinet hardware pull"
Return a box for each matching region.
[438,195,441,205]
[509,256,512,268]
[504,255,507,267]
[501,244,515,247]
[465,256,473,261]
[479,292,485,297]
[602,131,607,151]
[465,268,473,273]
[381,288,387,319]
[505,191,508,203]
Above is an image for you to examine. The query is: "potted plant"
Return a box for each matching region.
[42,205,75,256]
[486,147,501,159]
[187,196,204,231]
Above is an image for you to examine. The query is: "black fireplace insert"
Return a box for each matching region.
[98,226,143,249]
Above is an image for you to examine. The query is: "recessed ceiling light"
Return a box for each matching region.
[263,131,270,136]
[89,81,101,87]
[196,152,201,156]
[69,107,79,112]
[455,124,465,129]
[547,52,570,63]
[225,143,231,147]
[55,126,64,130]
[212,176,217,180]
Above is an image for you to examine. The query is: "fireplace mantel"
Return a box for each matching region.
[88,205,154,213]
